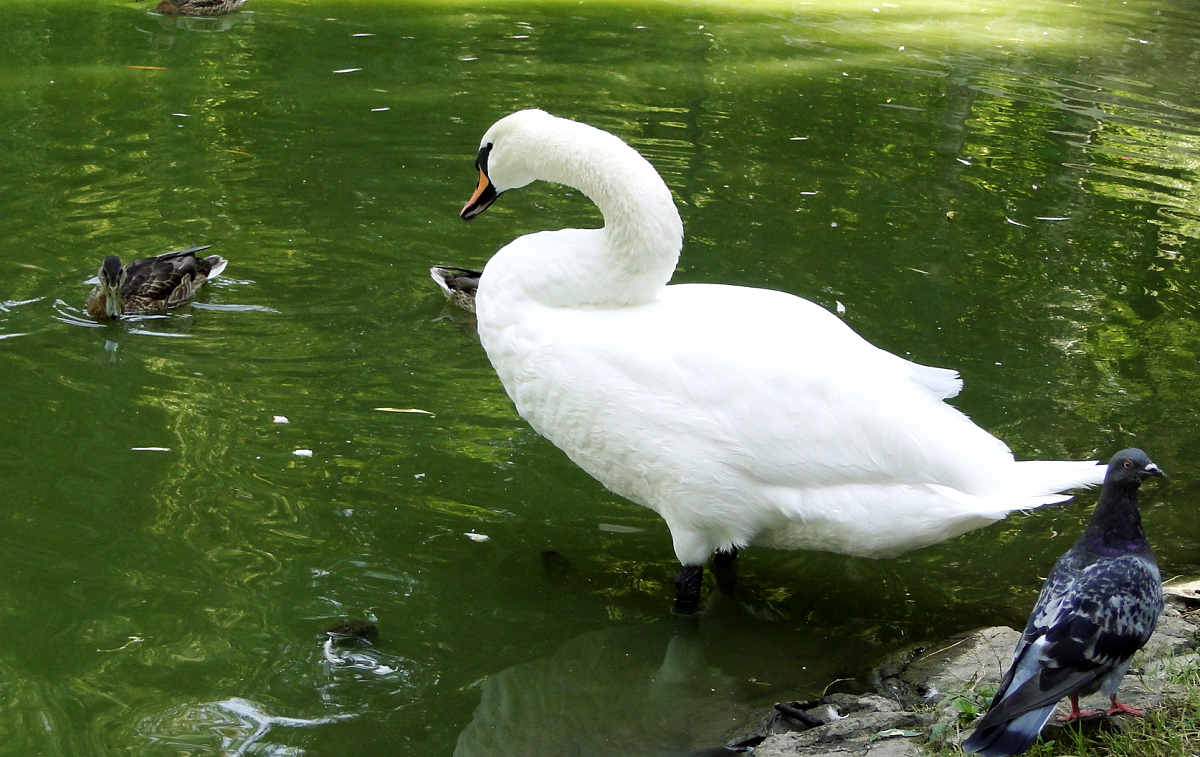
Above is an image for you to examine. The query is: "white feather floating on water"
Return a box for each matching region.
[374,407,435,416]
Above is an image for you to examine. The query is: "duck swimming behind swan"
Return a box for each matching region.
[430,265,482,313]
[460,109,1104,610]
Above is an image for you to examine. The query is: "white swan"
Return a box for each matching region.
[460,109,1104,609]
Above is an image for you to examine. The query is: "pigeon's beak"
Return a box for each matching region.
[1145,463,1165,479]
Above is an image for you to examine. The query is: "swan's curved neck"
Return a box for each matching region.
[519,126,683,308]
[579,149,682,288]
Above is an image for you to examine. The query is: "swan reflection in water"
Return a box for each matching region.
[454,608,867,757]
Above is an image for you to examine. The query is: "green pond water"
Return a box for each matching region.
[1,0,1199,754]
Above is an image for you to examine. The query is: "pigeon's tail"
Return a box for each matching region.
[961,703,1056,757]
[1008,459,1106,499]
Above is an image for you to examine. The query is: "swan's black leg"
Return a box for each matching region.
[674,564,704,613]
[712,547,739,595]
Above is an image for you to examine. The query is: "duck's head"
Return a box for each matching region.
[97,256,126,317]
[1105,448,1165,486]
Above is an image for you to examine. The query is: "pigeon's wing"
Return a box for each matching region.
[983,549,1086,708]
[981,553,1161,725]
[961,636,1060,757]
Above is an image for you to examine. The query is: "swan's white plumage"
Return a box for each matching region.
[468,109,1103,568]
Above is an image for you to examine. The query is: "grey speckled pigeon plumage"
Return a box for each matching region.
[962,448,1165,757]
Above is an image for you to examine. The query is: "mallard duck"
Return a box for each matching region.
[460,109,1105,611]
[963,449,1164,756]
[429,265,481,313]
[86,245,228,319]
[154,0,248,16]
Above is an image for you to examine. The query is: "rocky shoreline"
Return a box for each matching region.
[727,579,1200,757]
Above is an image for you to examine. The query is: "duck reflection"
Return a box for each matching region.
[134,8,252,49]
[454,604,866,757]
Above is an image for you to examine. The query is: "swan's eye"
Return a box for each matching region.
[475,143,493,175]
[1123,460,1133,469]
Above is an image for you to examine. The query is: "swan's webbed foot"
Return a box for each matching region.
[712,547,739,595]
[674,564,704,613]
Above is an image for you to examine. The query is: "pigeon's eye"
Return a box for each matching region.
[1123,460,1133,469]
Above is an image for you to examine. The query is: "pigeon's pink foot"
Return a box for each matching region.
[1105,698,1145,717]
[1057,695,1101,722]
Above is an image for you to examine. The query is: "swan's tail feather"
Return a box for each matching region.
[908,363,964,400]
[927,459,1101,520]
[1008,459,1105,497]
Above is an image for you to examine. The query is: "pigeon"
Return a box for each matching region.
[962,448,1165,756]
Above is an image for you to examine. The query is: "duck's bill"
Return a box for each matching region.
[461,169,498,221]
[104,291,123,318]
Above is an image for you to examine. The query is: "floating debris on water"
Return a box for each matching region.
[598,523,644,534]
[374,407,435,415]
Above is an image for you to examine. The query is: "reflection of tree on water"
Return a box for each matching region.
[455,609,868,757]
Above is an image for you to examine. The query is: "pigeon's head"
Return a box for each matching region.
[1106,448,1165,486]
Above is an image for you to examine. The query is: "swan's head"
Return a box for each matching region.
[461,109,652,222]
[458,109,683,306]
[461,109,556,221]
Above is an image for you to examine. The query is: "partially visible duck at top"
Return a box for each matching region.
[459,109,1106,611]
[154,0,248,16]
[430,265,482,313]
[86,245,227,319]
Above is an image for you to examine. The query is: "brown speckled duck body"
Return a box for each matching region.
[429,265,481,313]
[155,0,248,16]
[86,245,227,319]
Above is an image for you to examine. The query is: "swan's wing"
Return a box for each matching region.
[665,284,963,399]
[515,283,1015,498]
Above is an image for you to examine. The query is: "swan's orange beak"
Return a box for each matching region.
[461,168,498,221]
